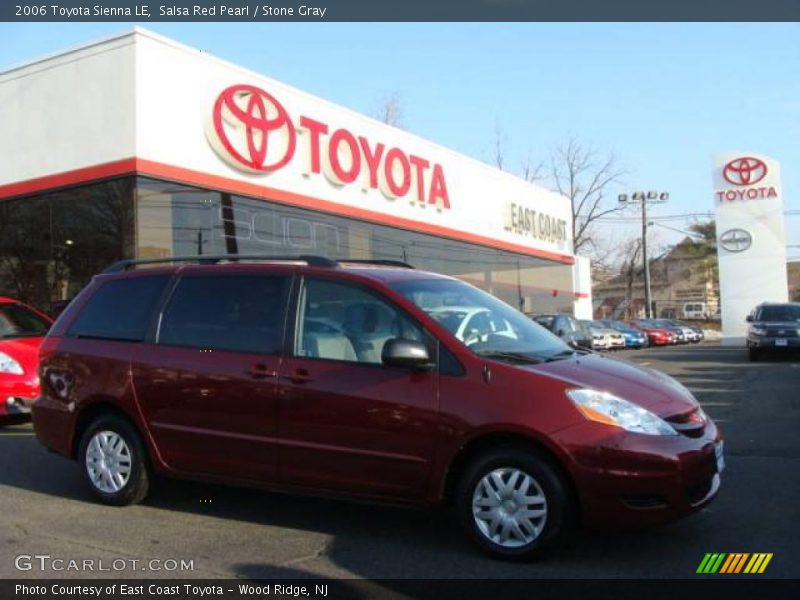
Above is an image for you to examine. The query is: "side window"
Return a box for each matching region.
[158,275,289,354]
[296,279,425,365]
[68,275,169,342]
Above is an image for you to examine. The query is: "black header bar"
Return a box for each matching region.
[3,0,800,22]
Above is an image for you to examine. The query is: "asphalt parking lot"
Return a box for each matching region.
[1,343,798,580]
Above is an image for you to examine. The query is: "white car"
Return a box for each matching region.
[580,320,625,351]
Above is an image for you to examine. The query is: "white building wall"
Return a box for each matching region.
[0,33,136,187]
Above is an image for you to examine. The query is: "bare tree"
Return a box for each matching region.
[519,150,544,183]
[492,123,508,170]
[375,92,405,128]
[550,137,627,254]
[619,237,643,319]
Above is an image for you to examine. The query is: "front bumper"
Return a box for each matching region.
[0,374,40,417]
[747,336,800,351]
[558,419,722,529]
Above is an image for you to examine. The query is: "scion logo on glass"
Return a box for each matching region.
[208,84,296,173]
[723,157,768,186]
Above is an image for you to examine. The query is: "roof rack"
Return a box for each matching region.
[102,254,337,273]
[338,259,414,269]
[102,255,415,274]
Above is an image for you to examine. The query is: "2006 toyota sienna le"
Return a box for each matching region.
[32,255,723,560]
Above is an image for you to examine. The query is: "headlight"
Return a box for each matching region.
[750,326,767,336]
[0,352,24,375]
[566,389,677,436]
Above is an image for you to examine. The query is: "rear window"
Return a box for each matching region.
[68,276,170,342]
[157,275,290,354]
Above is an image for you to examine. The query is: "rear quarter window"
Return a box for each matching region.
[67,275,170,342]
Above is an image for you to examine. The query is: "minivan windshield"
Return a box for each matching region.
[0,302,51,339]
[391,278,571,363]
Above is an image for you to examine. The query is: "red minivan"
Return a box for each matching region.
[32,256,723,560]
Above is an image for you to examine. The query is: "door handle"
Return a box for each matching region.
[245,364,278,380]
[282,369,314,384]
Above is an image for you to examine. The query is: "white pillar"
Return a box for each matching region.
[712,153,788,345]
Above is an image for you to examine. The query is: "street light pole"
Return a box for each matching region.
[619,190,669,319]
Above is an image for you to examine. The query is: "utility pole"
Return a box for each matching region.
[641,200,651,318]
[619,191,669,318]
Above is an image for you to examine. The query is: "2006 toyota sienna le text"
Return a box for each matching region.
[32,255,723,560]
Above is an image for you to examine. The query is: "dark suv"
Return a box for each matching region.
[746,302,800,361]
[33,255,722,560]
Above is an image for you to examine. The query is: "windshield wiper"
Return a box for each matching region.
[475,350,543,364]
[543,349,577,362]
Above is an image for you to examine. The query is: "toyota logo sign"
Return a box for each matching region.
[205,83,452,210]
[719,228,752,253]
[207,84,296,173]
[723,157,768,186]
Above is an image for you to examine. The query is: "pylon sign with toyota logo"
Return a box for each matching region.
[712,152,788,344]
[205,84,451,210]
[715,156,778,202]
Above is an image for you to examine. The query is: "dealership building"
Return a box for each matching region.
[0,29,590,316]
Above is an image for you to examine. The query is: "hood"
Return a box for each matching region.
[0,337,44,373]
[524,354,697,417]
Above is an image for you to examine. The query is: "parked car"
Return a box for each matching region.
[634,319,686,344]
[578,320,625,351]
[626,321,674,346]
[745,302,800,361]
[595,320,648,349]
[662,319,703,343]
[33,255,723,560]
[0,297,53,420]
[528,313,592,350]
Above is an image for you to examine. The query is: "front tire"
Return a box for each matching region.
[748,347,760,362]
[455,446,573,560]
[78,414,150,506]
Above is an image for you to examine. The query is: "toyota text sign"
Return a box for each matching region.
[206,84,451,209]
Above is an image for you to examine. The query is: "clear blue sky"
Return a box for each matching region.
[2,22,798,258]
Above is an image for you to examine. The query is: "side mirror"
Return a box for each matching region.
[382,339,433,370]
[557,329,565,337]
[745,315,753,323]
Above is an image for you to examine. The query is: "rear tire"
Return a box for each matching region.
[455,445,573,560]
[78,414,150,506]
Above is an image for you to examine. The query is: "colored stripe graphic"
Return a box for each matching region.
[697,553,727,573]
[720,553,749,573]
[744,553,773,574]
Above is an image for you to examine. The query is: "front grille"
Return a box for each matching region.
[766,328,798,337]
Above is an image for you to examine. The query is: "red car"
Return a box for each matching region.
[33,256,723,560]
[0,297,53,419]
[626,321,674,346]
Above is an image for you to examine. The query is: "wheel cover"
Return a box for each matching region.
[85,430,133,494]
[472,467,548,548]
